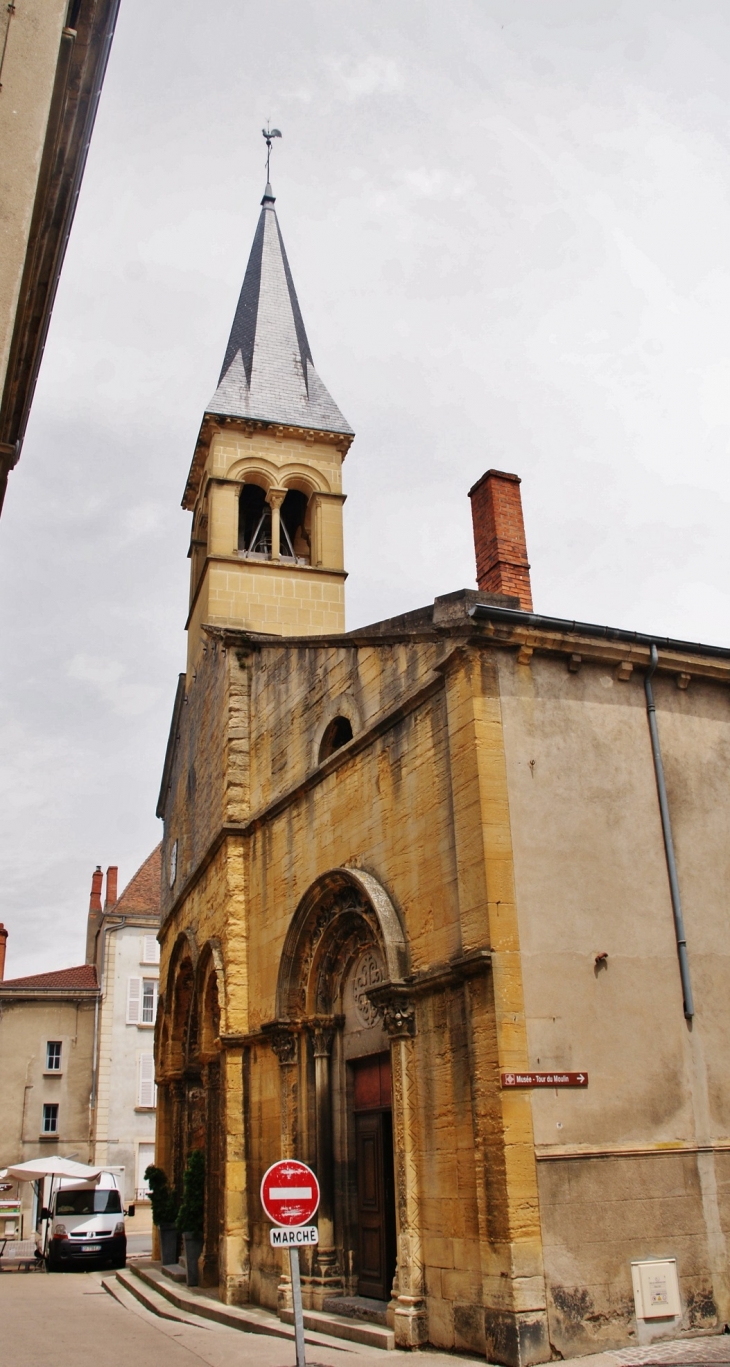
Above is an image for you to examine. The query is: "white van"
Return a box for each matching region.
[39,1170,131,1271]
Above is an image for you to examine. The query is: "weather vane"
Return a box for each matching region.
[262,123,282,182]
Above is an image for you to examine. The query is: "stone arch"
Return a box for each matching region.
[165,930,198,1074]
[196,938,226,1058]
[276,867,409,1021]
[278,463,330,495]
[227,457,279,488]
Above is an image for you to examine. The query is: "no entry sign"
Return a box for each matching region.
[501,1071,588,1088]
[260,1159,320,1227]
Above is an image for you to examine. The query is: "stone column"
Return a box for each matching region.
[308,1017,341,1305]
[377,988,428,1350]
[265,488,286,562]
[266,1024,299,1313]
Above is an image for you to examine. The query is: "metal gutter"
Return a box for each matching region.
[468,604,730,662]
[644,644,694,1020]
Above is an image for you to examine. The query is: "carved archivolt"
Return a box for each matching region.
[275,867,409,1023]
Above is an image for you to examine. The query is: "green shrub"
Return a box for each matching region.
[176,1150,205,1236]
[144,1165,179,1227]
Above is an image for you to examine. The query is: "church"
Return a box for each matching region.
[154,172,730,1363]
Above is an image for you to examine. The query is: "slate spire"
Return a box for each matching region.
[207,183,352,436]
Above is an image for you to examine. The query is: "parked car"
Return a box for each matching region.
[39,1171,130,1271]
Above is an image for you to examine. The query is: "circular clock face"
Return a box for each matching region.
[169,839,178,888]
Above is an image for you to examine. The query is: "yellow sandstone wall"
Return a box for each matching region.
[158,638,547,1357]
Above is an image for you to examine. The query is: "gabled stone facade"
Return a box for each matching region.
[154,178,730,1363]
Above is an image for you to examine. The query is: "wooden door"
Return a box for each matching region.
[356,1110,396,1300]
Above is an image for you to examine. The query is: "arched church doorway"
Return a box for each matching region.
[274,869,413,1315]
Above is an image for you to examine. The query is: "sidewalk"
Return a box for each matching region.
[0,1266,729,1367]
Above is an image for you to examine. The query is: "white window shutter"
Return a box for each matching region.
[138,1054,156,1108]
[142,936,159,965]
[127,977,142,1024]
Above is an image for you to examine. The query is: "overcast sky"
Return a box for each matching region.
[2,0,730,977]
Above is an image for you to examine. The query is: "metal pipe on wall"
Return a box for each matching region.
[644,644,694,1020]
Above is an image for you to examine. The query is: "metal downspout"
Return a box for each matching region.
[90,917,127,1112]
[644,644,694,1020]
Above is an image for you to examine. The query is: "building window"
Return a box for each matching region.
[141,935,160,965]
[42,1103,58,1134]
[142,979,158,1025]
[127,976,158,1025]
[137,1142,155,1200]
[319,715,353,762]
[46,1041,62,1071]
[137,1055,156,1109]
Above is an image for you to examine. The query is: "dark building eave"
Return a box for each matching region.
[0,0,122,516]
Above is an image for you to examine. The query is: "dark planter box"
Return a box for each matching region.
[158,1222,178,1267]
[182,1232,203,1286]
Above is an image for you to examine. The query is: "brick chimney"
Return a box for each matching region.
[89,865,103,912]
[0,923,7,980]
[468,469,533,611]
[105,866,118,910]
[86,865,104,965]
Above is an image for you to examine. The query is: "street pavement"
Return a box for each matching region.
[1,1268,729,1367]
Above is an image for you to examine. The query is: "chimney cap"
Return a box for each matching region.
[468,469,521,499]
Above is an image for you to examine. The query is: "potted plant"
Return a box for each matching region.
[144,1165,179,1267]
[176,1150,205,1286]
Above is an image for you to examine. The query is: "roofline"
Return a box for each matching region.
[0,986,100,1000]
[467,604,730,661]
[157,674,186,819]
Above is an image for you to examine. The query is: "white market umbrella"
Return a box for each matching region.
[0,1158,105,1182]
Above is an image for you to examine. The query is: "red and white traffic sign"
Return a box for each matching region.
[501,1071,588,1088]
[261,1160,320,1227]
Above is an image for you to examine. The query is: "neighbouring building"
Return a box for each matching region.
[87,848,161,1216]
[154,173,730,1363]
[0,926,99,1236]
[0,0,121,515]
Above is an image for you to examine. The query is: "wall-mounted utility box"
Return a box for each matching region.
[631,1259,681,1319]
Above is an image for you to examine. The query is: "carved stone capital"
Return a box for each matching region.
[263,1021,298,1066]
[307,1015,337,1058]
[265,486,287,510]
[367,986,416,1039]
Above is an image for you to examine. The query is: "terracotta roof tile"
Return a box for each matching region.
[1,964,98,991]
[112,844,162,918]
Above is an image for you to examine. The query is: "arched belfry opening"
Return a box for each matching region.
[238,483,271,557]
[280,487,309,561]
[237,481,312,563]
[269,869,422,1325]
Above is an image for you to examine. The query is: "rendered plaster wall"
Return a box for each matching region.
[499,651,730,1354]
[93,925,158,1206]
[0,995,96,1227]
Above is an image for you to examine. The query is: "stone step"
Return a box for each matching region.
[280,1304,395,1350]
[160,1262,186,1283]
[323,1294,390,1326]
[123,1264,384,1351]
[103,1270,203,1327]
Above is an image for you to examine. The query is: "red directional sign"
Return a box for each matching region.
[261,1160,320,1227]
[501,1071,588,1088]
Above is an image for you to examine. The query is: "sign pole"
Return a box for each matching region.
[289,1245,306,1367]
[260,1158,320,1367]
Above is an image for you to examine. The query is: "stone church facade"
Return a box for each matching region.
[154,175,730,1363]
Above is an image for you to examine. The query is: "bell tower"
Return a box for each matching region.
[182,177,353,673]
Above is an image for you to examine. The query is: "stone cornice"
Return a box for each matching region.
[182,414,354,513]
